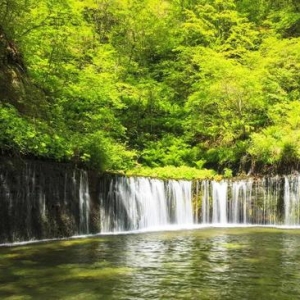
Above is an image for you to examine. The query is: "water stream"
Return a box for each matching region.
[97,175,300,232]
[99,177,193,232]
[2,161,300,244]
[197,176,299,226]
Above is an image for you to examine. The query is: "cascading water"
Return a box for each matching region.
[0,160,96,243]
[284,176,300,226]
[99,175,300,231]
[2,157,300,244]
[79,171,90,234]
[230,180,252,224]
[201,181,210,224]
[212,181,228,224]
[99,177,193,232]
[168,179,193,225]
[195,176,300,225]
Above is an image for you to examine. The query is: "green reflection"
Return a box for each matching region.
[0,228,300,299]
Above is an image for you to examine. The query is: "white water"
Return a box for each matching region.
[79,171,90,234]
[75,174,300,235]
[97,175,300,231]
[3,172,300,245]
[284,176,300,226]
[197,176,300,226]
[212,181,228,224]
[8,169,299,242]
[200,178,271,225]
[99,177,193,233]
[230,180,252,224]
[201,181,209,224]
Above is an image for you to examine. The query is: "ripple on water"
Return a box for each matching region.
[0,227,300,300]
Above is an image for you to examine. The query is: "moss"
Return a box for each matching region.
[123,166,216,180]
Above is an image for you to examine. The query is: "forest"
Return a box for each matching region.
[0,0,299,178]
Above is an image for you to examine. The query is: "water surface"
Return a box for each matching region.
[1,227,300,299]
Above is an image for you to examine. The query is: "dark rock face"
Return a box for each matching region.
[0,26,47,117]
[0,157,101,243]
[0,26,27,109]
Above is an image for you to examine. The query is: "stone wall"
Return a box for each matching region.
[0,157,101,243]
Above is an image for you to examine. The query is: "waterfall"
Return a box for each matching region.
[99,177,193,232]
[2,157,300,244]
[195,176,300,226]
[79,171,90,234]
[284,176,300,226]
[201,181,210,224]
[230,180,252,224]
[212,181,228,224]
[197,177,270,224]
[169,179,193,225]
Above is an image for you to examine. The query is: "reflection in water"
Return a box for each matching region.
[1,228,300,299]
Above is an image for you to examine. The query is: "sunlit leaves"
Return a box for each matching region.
[1,0,300,174]
[185,48,265,145]
[258,37,300,101]
[249,101,300,165]
[140,134,198,167]
[0,104,73,159]
[181,0,260,56]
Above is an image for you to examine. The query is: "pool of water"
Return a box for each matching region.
[1,227,300,300]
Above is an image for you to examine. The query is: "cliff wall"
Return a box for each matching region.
[0,157,103,243]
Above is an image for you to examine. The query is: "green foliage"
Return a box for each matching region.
[75,131,136,171]
[248,101,300,165]
[0,0,300,176]
[140,135,199,167]
[182,46,266,168]
[126,165,216,180]
[0,104,73,160]
[223,168,233,178]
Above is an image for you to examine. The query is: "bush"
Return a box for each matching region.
[126,165,216,180]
